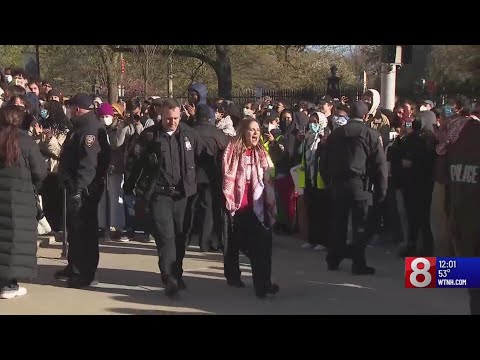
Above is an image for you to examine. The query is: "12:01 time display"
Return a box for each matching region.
[439,260,457,269]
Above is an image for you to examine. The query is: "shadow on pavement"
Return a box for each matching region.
[34,263,278,315]
[106,308,208,315]
[25,234,470,315]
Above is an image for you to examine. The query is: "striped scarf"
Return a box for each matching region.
[222,142,277,225]
[436,116,477,156]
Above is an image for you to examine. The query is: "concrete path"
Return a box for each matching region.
[1,235,470,315]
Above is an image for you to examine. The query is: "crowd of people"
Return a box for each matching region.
[1,65,480,313]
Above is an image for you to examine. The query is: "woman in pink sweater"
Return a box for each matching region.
[222,117,279,299]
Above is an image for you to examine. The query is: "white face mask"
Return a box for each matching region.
[5,75,12,83]
[419,105,429,112]
[101,115,113,126]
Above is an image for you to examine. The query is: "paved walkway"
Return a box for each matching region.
[1,235,470,315]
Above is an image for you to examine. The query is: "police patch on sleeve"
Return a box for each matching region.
[85,135,96,147]
[184,136,192,151]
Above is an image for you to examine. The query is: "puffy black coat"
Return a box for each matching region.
[0,131,47,281]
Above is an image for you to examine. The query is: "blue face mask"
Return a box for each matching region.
[443,105,454,118]
[40,109,48,119]
[309,123,320,133]
[333,115,349,129]
[334,115,349,122]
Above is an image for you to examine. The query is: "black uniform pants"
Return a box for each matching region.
[191,183,215,251]
[327,183,369,268]
[306,187,330,246]
[41,173,62,232]
[66,187,103,282]
[149,194,188,282]
[224,209,273,296]
[402,185,433,255]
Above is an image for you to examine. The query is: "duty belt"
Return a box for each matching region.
[152,186,182,198]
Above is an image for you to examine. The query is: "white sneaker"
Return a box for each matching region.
[313,244,326,251]
[301,242,313,249]
[0,286,27,299]
[118,236,130,243]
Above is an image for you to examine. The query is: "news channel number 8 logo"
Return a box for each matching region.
[407,257,434,288]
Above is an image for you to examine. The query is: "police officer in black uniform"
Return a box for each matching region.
[56,93,111,288]
[124,98,204,297]
[321,101,387,275]
[189,104,229,252]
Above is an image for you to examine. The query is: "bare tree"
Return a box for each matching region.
[132,45,159,96]
[97,45,120,103]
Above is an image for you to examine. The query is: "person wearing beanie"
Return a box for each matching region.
[97,103,115,126]
[321,101,387,275]
[96,102,127,242]
[189,104,230,252]
[395,109,436,258]
[47,88,62,103]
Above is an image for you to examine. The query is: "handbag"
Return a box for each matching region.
[33,187,45,221]
[21,153,45,221]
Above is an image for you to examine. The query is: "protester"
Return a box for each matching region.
[222,116,279,298]
[0,105,47,299]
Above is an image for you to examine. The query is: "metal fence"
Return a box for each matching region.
[175,85,363,109]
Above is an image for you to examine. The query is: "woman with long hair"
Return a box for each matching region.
[301,111,329,250]
[272,109,302,233]
[0,105,47,299]
[222,116,279,299]
[36,100,71,233]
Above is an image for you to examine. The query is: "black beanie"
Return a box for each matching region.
[350,101,369,119]
[196,104,212,122]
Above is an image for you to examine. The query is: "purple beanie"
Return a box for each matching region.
[97,103,114,117]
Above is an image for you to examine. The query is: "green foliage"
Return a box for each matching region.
[40,45,104,95]
[0,45,30,68]
[429,45,480,94]
[4,45,476,100]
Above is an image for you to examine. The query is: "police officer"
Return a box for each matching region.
[56,93,111,288]
[124,98,204,297]
[321,101,387,275]
[444,112,480,314]
[189,104,229,252]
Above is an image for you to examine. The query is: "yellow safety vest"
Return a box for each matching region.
[262,134,283,178]
[295,141,325,190]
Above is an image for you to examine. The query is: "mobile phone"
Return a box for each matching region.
[405,122,412,128]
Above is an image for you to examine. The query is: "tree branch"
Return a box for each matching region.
[168,49,217,70]
[113,45,218,70]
